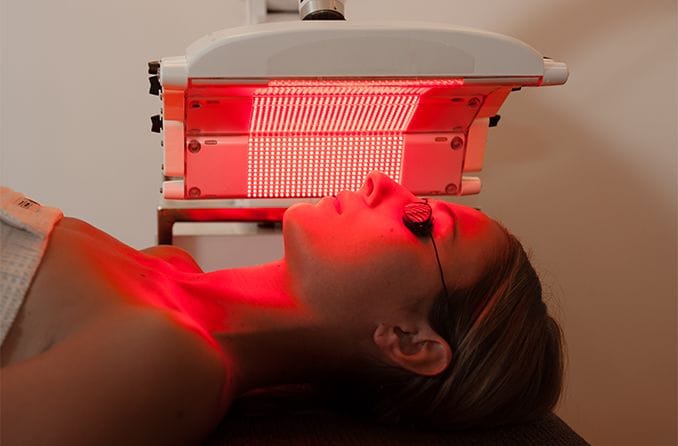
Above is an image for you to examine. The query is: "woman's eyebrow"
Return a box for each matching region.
[434,202,458,242]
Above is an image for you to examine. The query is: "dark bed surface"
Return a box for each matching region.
[204,392,589,446]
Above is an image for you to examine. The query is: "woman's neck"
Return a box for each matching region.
[169,261,351,395]
[173,260,301,333]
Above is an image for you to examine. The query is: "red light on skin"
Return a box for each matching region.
[135,256,299,339]
[246,79,464,198]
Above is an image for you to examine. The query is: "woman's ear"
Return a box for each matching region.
[373,323,452,376]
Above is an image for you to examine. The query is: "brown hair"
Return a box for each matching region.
[329,229,564,429]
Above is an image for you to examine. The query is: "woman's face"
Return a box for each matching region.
[282,172,506,324]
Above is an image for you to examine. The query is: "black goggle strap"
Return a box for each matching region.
[403,199,450,298]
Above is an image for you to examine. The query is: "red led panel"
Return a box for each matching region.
[246,79,463,198]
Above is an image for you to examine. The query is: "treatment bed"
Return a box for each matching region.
[204,390,589,445]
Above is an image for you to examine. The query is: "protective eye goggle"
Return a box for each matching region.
[403,199,450,298]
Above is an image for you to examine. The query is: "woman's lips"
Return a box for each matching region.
[318,196,342,214]
[333,196,342,214]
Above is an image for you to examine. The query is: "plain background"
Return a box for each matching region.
[1,1,676,444]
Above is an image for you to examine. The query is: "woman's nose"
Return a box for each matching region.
[362,171,413,207]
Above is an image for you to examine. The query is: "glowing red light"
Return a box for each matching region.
[247,79,463,198]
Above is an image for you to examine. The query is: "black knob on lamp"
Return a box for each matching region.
[148,60,160,75]
[151,115,163,133]
[149,76,161,96]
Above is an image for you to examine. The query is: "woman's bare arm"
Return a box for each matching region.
[0,307,227,446]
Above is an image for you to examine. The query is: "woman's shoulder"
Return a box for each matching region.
[1,305,233,444]
[70,304,234,416]
[125,305,234,405]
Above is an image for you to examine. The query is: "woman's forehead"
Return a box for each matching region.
[431,200,493,235]
[429,200,507,287]
[431,200,506,255]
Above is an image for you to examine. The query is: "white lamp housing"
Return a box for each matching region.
[150,21,568,199]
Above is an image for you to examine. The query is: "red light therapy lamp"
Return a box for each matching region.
[150,21,568,199]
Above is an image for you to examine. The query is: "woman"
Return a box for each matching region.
[0,172,563,445]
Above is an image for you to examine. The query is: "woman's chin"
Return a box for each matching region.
[282,202,312,228]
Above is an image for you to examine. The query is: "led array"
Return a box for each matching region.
[247,79,463,198]
[248,135,403,198]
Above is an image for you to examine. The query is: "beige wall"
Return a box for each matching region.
[2,1,676,444]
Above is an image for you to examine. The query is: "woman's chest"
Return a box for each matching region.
[2,220,181,365]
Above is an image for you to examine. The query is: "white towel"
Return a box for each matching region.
[0,187,63,345]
